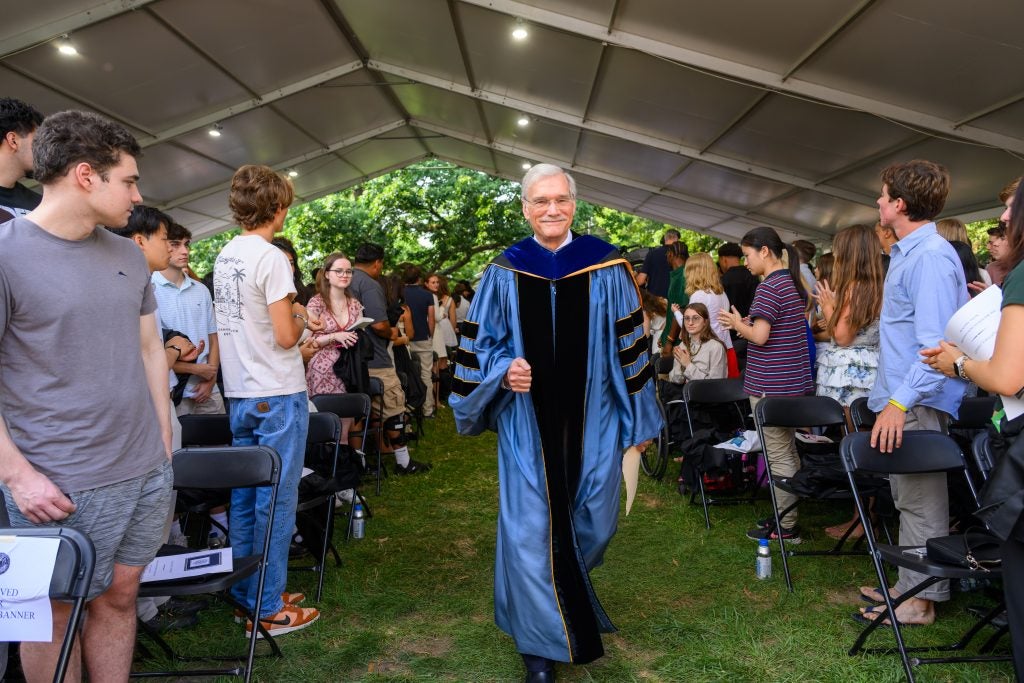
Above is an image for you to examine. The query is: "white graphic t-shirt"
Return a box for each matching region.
[213,234,305,398]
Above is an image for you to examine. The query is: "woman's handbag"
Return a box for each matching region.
[925,528,1002,571]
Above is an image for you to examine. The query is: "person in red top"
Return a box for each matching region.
[719,226,813,543]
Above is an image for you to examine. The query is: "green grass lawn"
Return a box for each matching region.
[137,410,1016,682]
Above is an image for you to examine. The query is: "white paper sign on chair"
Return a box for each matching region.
[0,536,59,642]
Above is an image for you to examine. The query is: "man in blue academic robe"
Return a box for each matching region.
[449,164,663,682]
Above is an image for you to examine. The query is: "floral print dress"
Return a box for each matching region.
[305,293,364,397]
[815,319,880,407]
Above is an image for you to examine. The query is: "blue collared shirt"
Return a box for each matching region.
[868,223,968,416]
[151,271,216,397]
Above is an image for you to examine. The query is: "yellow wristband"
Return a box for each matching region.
[888,398,908,412]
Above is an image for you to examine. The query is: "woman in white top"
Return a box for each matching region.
[426,273,458,355]
[668,303,728,384]
[426,272,458,404]
[673,252,739,377]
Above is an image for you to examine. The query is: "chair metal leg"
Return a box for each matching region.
[762,462,794,592]
[315,498,333,602]
[53,597,86,683]
[980,624,1010,654]
[375,448,383,496]
[696,474,711,529]
[136,616,177,661]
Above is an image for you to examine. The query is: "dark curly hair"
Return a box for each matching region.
[32,110,141,185]
[0,97,43,138]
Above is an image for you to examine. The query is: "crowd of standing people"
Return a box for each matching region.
[0,92,1022,682]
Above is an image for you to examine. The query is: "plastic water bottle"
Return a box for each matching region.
[756,538,772,580]
[352,503,366,539]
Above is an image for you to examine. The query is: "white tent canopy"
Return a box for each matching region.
[3,0,1022,244]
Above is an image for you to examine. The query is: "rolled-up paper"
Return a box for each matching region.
[623,445,641,515]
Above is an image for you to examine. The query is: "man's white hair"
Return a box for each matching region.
[521,163,577,200]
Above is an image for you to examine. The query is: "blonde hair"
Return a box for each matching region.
[684,252,723,295]
[935,218,968,243]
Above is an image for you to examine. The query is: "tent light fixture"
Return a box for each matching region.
[208,123,223,137]
[56,35,78,56]
[516,115,529,127]
[512,19,528,41]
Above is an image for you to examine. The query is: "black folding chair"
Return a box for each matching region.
[841,431,1012,681]
[674,378,754,528]
[850,396,875,432]
[754,395,858,592]
[949,396,998,501]
[0,526,95,683]
[951,396,998,431]
[291,412,344,602]
[971,431,997,484]
[176,414,234,542]
[179,414,233,447]
[132,446,283,681]
[313,393,377,500]
[360,377,387,495]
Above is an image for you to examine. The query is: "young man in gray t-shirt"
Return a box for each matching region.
[0,111,172,681]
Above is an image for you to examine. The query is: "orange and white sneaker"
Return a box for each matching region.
[281,591,305,605]
[234,592,306,622]
[245,604,320,639]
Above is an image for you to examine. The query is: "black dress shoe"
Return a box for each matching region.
[524,670,555,683]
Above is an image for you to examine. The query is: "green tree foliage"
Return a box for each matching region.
[189,160,720,280]
[967,218,999,264]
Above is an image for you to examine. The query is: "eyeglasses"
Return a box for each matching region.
[523,196,574,210]
[328,268,354,276]
[682,316,704,323]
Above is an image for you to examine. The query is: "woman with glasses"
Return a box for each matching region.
[667,303,727,385]
[304,252,364,399]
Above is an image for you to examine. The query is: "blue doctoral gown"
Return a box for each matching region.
[449,234,663,664]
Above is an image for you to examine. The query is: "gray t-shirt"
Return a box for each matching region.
[348,269,392,369]
[0,218,165,492]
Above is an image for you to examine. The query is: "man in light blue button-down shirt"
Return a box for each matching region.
[860,159,968,626]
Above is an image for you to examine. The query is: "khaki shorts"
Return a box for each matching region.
[368,367,406,419]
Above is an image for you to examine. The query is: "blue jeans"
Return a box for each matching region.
[227,392,308,618]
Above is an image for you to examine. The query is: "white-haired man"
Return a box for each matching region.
[450,164,662,682]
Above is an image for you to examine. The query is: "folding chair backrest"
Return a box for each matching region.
[951,396,998,431]
[312,393,372,423]
[367,377,384,399]
[841,430,968,477]
[971,431,996,482]
[849,397,875,431]
[0,526,95,602]
[307,412,342,445]
[0,526,94,683]
[178,414,233,447]
[170,446,281,490]
[755,395,846,430]
[682,378,747,405]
